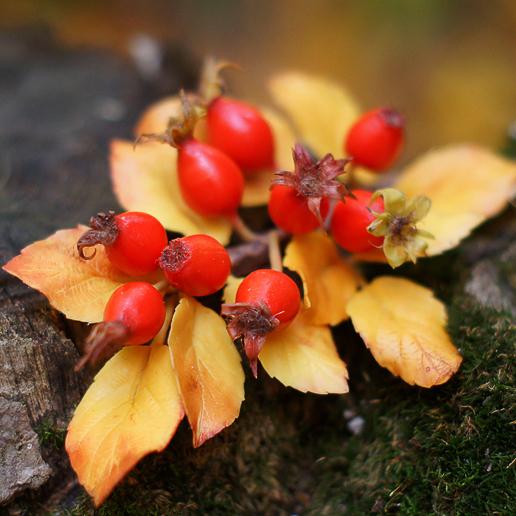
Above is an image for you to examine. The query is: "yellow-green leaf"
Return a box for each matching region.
[168,296,245,447]
[2,226,129,323]
[395,145,516,255]
[65,345,183,507]
[347,276,462,387]
[284,232,362,325]
[260,311,349,394]
[110,140,232,245]
[268,71,359,158]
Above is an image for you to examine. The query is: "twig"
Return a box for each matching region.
[268,229,283,272]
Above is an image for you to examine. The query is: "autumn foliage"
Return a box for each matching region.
[3,60,516,507]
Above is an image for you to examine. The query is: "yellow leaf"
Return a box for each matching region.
[110,140,232,245]
[169,296,245,447]
[2,226,129,323]
[241,169,274,207]
[259,311,349,394]
[395,145,516,255]
[222,274,242,304]
[268,72,360,158]
[261,105,297,171]
[347,276,462,387]
[66,345,183,507]
[284,232,362,325]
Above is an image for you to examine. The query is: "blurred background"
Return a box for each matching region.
[2,0,515,162]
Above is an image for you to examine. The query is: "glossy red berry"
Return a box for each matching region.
[75,282,165,369]
[221,269,301,377]
[345,108,404,171]
[77,211,168,276]
[177,139,245,216]
[331,189,384,253]
[207,97,275,171]
[104,282,166,345]
[268,185,329,234]
[236,269,300,324]
[159,234,231,297]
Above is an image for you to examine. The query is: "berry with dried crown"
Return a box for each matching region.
[77,211,168,276]
[221,269,301,376]
[268,143,349,234]
[76,282,165,369]
[159,234,231,297]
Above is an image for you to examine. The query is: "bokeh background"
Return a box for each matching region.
[2,0,515,162]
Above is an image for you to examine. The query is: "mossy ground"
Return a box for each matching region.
[59,244,515,516]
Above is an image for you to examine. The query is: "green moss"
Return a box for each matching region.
[36,419,66,451]
[307,299,515,514]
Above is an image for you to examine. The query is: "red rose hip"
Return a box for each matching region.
[269,185,329,234]
[331,189,384,253]
[159,234,231,297]
[178,139,244,216]
[222,269,301,376]
[76,281,165,369]
[77,211,168,276]
[345,108,404,171]
[207,97,275,172]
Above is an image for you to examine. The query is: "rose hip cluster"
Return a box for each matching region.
[75,64,404,374]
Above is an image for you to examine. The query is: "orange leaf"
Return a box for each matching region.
[2,226,129,322]
[110,140,232,244]
[284,232,362,325]
[268,72,359,158]
[168,296,245,447]
[259,311,349,394]
[347,276,462,387]
[395,145,516,255]
[65,345,183,506]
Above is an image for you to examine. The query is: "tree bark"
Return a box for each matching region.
[0,29,193,507]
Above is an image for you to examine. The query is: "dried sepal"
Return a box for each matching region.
[221,302,280,377]
[76,211,118,260]
[367,188,433,268]
[137,91,205,148]
[74,321,129,371]
[198,56,241,104]
[273,143,350,223]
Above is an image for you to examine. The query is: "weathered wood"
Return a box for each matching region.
[0,29,192,506]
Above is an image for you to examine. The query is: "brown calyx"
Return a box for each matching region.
[198,56,241,105]
[158,239,191,272]
[221,302,279,378]
[380,108,405,129]
[77,211,118,260]
[75,320,130,371]
[272,143,351,223]
[136,91,205,148]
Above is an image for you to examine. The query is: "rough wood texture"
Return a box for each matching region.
[0,29,193,506]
